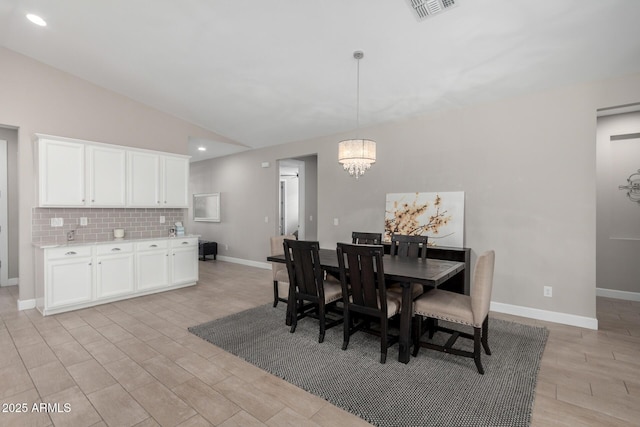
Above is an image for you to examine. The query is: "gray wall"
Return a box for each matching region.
[0,126,18,280]
[188,72,640,322]
[596,111,640,293]
[0,46,239,302]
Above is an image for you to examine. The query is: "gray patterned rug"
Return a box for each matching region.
[188,304,548,427]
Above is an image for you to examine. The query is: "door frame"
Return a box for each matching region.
[0,139,9,286]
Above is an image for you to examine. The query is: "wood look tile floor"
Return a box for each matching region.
[1,260,639,426]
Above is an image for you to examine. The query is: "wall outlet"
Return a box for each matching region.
[50,218,64,227]
[160,216,165,223]
[333,218,339,226]
[543,286,553,297]
[79,217,88,226]
[264,216,268,223]
[225,244,229,251]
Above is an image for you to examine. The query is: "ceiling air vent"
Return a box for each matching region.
[406,0,458,21]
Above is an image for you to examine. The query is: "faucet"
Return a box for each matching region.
[67,230,75,241]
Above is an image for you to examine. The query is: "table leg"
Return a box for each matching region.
[398,282,412,364]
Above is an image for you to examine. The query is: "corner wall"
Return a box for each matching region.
[0,46,240,304]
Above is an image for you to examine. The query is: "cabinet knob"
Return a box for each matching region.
[164,201,167,204]
[91,199,95,202]
[150,244,158,248]
[181,242,189,245]
[65,251,77,256]
[111,248,121,251]
[88,262,92,266]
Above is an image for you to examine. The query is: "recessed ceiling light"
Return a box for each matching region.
[26,13,47,27]
[198,146,207,151]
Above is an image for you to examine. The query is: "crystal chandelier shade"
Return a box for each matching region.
[338,139,376,178]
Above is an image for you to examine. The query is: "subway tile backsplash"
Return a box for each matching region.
[32,208,186,244]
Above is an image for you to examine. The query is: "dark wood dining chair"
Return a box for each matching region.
[269,234,296,307]
[412,250,495,374]
[283,239,343,343]
[389,233,428,259]
[336,242,400,363]
[387,234,429,299]
[352,232,382,245]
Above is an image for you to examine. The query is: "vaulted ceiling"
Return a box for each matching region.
[2,0,640,160]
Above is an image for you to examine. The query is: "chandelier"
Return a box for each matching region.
[338,51,376,179]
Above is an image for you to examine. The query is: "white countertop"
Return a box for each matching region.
[33,234,200,249]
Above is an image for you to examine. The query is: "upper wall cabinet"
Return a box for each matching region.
[37,134,189,208]
[127,152,189,208]
[39,138,86,207]
[87,145,127,207]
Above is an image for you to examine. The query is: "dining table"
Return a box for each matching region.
[267,247,466,364]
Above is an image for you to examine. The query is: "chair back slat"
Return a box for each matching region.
[352,232,383,245]
[284,239,325,301]
[337,243,386,312]
[390,234,428,259]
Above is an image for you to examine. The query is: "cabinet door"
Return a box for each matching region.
[128,151,161,207]
[172,246,198,285]
[87,145,127,207]
[46,257,93,308]
[162,156,189,207]
[39,139,85,207]
[96,253,135,299]
[136,249,170,291]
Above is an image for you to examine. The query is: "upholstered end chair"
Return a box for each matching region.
[269,234,296,307]
[412,250,495,374]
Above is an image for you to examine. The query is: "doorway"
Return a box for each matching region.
[596,108,640,300]
[278,155,318,240]
[0,139,8,286]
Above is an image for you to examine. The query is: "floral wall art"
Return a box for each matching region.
[384,192,465,247]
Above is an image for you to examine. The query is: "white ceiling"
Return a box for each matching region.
[2,0,640,160]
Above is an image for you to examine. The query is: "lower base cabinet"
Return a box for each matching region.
[36,237,199,315]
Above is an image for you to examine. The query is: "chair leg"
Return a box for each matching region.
[318,305,326,343]
[380,319,388,364]
[342,308,350,350]
[273,281,279,307]
[412,315,422,357]
[482,316,491,355]
[290,300,298,334]
[473,327,484,375]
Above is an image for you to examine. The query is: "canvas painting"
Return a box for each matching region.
[384,192,465,247]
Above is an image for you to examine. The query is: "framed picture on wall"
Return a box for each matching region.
[193,193,220,222]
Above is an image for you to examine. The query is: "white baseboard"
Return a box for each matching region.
[596,287,640,302]
[216,255,271,270]
[1,277,18,287]
[17,298,36,311]
[490,301,598,330]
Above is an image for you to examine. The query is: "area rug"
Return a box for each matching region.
[188,304,548,427]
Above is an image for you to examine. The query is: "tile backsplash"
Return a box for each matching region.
[32,208,186,244]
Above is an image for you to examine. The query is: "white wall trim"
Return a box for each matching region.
[491,301,598,330]
[596,287,640,302]
[1,277,18,287]
[215,255,271,270]
[17,298,36,311]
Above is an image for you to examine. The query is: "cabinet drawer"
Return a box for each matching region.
[46,246,92,260]
[136,240,168,251]
[171,238,197,248]
[96,242,134,255]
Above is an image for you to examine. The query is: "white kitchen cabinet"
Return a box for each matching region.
[162,156,189,207]
[45,246,93,309]
[37,134,189,208]
[38,138,86,207]
[171,238,198,284]
[127,151,161,207]
[136,240,170,291]
[96,243,135,299]
[128,152,190,208]
[36,237,199,315]
[87,145,127,207]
